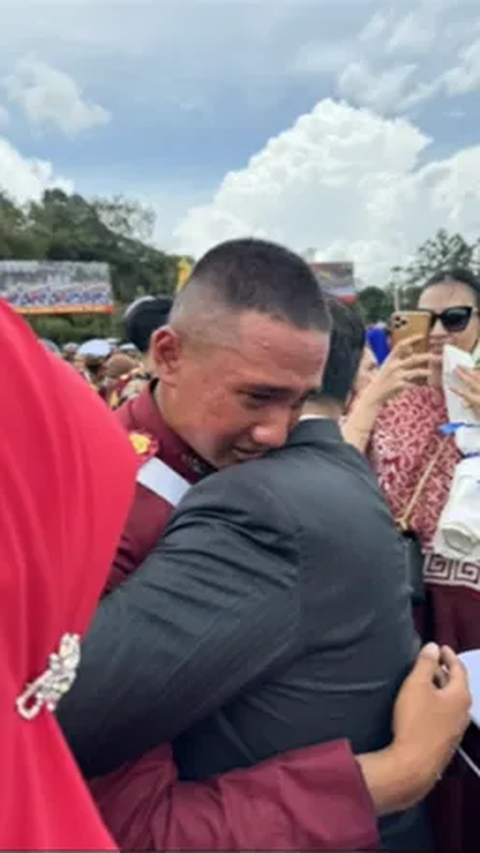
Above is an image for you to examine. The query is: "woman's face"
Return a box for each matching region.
[354,345,379,395]
[418,281,480,355]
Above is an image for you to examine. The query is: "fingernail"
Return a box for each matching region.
[421,642,440,659]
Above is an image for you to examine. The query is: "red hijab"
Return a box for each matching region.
[0,303,136,849]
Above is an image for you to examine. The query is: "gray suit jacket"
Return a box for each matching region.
[59,419,425,849]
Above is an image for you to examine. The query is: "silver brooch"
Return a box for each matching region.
[16,633,81,721]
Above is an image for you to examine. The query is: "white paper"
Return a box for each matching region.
[442,344,480,433]
[459,649,480,728]
[434,457,480,560]
[434,346,480,561]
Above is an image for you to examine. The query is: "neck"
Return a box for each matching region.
[153,379,173,426]
[302,399,343,422]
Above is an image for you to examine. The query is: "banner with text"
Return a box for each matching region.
[0,260,114,315]
[310,262,356,302]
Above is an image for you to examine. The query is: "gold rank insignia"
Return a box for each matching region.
[128,431,158,461]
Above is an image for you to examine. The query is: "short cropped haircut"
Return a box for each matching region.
[309,296,366,405]
[170,238,331,333]
[124,296,173,353]
[422,268,480,308]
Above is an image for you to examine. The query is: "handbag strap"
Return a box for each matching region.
[397,439,446,532]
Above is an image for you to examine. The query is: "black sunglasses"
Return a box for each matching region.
[424,306,477,333]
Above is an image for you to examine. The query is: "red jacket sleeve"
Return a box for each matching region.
[103,484,173,595]
[91,740,379,851]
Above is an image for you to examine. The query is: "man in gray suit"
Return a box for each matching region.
[59,264,462,850]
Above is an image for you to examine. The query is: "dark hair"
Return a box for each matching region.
[172,238,331,332]
[310,296,366,405]
[422,268,480,307]
[124,296,172,352]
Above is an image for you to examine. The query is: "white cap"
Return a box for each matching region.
[77,339,112,359]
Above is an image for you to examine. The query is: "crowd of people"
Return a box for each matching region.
[48,294,172,409]
[2,238,479,851]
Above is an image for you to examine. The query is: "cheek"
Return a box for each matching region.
[452,321,479,352]
[471,317,480,346]
[290,409,302,431]
[193,390,247,436]
[217,400,262,446]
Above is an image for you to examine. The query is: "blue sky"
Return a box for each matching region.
[0,0,479,283]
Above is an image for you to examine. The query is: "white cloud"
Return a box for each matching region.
[0,0,475,125]
[292,42,353,77]
[385,7,439,55]
[337,60,417,113]
[0,1,360,112]
[358,6,439,55]
[359,12,389,43]
[0,135,73,202]
[3,56,111,136]
[443,36,480,95]
[394,33,480,110]
[174,99,480,286]
[336,3,480,115]
[396,79,441,111]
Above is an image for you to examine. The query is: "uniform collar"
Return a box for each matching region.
[126,381,212,482]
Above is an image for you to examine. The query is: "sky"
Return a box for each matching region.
[0,0,479,285]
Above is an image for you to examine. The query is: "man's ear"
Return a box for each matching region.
[150,327,182,386]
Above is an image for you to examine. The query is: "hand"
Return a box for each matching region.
[343,338,434,452]
[392,643,471,788]
[452,366,480,418]
[356,644,471,816]
[361,337,433,410]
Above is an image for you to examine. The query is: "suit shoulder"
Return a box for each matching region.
[194,453,284,494]
[173,457,296,531]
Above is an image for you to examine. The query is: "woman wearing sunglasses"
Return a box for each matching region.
[369,268,480,631]
[345,268,480,853]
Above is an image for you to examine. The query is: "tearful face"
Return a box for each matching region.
[156,312,329,468]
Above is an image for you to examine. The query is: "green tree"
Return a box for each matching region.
[0,188,181,341]
[357,286,394,324]
[400,285,423,309]
[402,229,480,286]
[28,312,125,345]
[93,195,155,244]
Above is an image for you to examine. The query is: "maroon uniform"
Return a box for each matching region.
[105,383,210,594]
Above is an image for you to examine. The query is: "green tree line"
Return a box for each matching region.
[358,229,480,324]
[1,188,478,336]
[0,188,183,342]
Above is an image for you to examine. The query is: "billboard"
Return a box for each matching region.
[0,260,114,315]
[310,262,356,302]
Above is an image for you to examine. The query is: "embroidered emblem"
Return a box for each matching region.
[16,633,81,721]
[129,431,158,460]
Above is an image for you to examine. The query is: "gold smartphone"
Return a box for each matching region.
[390,311,431,354]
